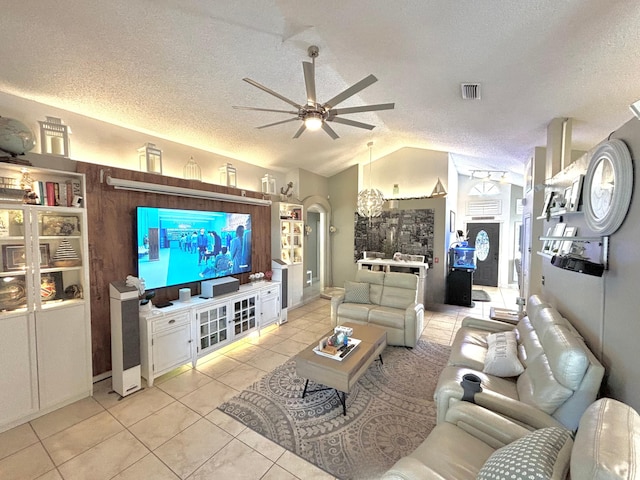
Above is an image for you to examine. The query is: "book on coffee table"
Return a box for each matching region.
[313,338,361,361]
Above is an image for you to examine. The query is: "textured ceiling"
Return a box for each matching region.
[1,0,639,182]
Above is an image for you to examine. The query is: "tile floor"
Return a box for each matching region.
[0,286,518,480]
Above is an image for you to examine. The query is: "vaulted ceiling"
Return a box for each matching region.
[1,1,639,182]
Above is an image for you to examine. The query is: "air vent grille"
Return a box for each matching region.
[461,83,481,100]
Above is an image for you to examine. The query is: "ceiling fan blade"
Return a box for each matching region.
[257,117,299,129]
[322,74,378,109]
[322,122,340,140]
[303,61,316,105]
[330,103,395,116]
[328,117,375,130]
[243,78,302,109]
[233,106,299,115]
[293,124,306,138]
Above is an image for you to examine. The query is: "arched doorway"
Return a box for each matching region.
[300,196,330,303]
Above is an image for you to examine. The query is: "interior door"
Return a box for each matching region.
[467,223,500,287]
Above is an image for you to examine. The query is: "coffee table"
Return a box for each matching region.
[295,322,387,415]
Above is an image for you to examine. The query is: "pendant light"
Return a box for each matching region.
[357,141,385,222]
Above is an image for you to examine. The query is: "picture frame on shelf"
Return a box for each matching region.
[41,215,80,236]
[559,226,577,255]
[541,191,555,217]
[567,175,584,212]
[542,227,553,252]
[563,186,573,210]
[550,222,567,254]
[40,271,64,302]
[2,244,50,271]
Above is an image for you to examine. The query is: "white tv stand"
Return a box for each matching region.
[139,281,281,386]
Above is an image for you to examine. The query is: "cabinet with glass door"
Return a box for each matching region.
[0,163,91,431]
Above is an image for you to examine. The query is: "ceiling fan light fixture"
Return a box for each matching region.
[304,112,323,131]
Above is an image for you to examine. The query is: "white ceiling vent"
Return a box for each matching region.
[461,83,481,100]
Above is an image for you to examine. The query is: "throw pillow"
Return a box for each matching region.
[477,427,572,480]
[483,330,525,377]
[344,281,370,304]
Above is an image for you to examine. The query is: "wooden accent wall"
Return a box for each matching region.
[76,163,271,376]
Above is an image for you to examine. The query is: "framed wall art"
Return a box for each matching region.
[2,244,50,271]
[567,175,584,212]
[42,215,80,236]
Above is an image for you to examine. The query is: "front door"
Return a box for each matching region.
[467,222,500,287]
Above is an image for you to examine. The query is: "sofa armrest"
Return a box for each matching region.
[403,302,424,348]
[444,401,532,448]
[330,293,345,327]
[461,316,518,332]
[473,390,567,431]
[381,456,447,480]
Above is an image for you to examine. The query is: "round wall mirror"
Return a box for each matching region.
[583,139,633,235]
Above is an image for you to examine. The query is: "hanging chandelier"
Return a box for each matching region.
[357,141,385,220]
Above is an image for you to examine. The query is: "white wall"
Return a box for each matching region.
[539,118,640,413]
[362,147,449,198]
[0,91,287,193]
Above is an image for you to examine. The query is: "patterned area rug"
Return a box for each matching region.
[218,340,451,480]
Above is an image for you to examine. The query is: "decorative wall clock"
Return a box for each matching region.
[583,139,633,235]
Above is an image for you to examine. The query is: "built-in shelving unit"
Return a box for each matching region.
[0,162,92,433]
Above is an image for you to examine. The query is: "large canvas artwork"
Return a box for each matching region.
[354,209,435,266]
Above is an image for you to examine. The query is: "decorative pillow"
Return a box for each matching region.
[477,427,572,480]
[344,281,371,304]
[483,330,525,377]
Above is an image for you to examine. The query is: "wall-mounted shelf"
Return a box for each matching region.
[536,236,609,271]
[536,210,582,221]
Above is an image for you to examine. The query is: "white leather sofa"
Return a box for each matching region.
[330,270,424,348]
[382,397,640,480]
[434,295,605,431]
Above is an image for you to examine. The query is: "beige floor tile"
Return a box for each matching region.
[237,428,285,462]
[179,379,238,416]
[261,464,299,480]
[111,453,179,480]
[91,378,123,410]
[288,330,323,345]
[0,423,38,461]
[128,401,200,451]
[152,364,195,385]
[276,450,333,479]
[156,369,213,399]
[190,438,273,480]
[57,430,148,480]
[42,411,123,466]
[154,419,233,479]
[30,397,104,440]
[195,355,243,379]
[217,363,267,391]
[246,349,290,373]
[108,387,174,427]
[0,443,54,480]
[205,410,247,437]
[247,332,287,349]
[35,469,63,480]
[270,339,308,357]
[305,322,332,334]
[224,343,266,363]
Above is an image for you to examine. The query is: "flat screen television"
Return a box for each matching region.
[136,206,252,290]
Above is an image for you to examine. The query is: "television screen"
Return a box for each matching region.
[136,206,252,290]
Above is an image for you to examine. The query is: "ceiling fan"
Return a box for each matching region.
[233,45,394,139]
